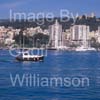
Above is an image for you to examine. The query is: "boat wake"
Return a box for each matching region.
[0,59,14,63]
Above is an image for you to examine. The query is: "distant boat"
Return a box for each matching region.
[16,50,44,62]
[15,32,45,62]
[76,46,96,52]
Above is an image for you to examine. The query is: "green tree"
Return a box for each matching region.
[33,33,49,48]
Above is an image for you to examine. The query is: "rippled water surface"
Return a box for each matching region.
[0,50,100,100]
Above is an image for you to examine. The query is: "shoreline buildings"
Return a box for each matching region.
[97,26,100,43]
[0,17,100,50]
[70,25,90,48]
[49,20,63,48]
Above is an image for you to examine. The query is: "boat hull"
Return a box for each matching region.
[16,56,44,62]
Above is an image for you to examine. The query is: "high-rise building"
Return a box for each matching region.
[49,20,63,48]
[91,12,95,18]
[97,26,100,43]
[98,26,100,35]
[70,25,90,47]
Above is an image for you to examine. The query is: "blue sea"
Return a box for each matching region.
[0,50,100,100]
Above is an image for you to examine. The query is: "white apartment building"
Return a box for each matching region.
[49,20,63,48]
[98,26,100,35]
[70,25,90,47]
[97,26,100,43]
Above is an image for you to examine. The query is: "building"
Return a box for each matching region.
[70,25,90,47]
[26,26,44,36]
[62,29,71,47]
[0,26,7,46]
[98,26,100,35]
[91,12,95,18]
[97,27,100,43]
[49,20,63,48]
[5,31,15,45]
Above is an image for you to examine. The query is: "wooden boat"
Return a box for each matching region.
[16,51,44,62]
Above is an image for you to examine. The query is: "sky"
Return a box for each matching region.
[0,0,100,19]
